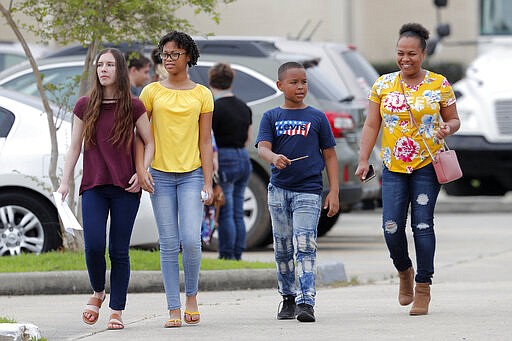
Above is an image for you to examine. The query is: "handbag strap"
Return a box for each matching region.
[398,74,448,162]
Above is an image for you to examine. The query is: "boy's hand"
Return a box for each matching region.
[272,154,291,169]
[323,191,340,217]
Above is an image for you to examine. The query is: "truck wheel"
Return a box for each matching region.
[202,172,271,251]
[317,210,341,237]
[0,191,61,256]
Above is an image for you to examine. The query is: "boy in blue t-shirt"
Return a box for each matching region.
[256,61,340,322]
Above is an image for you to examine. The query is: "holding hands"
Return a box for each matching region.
[136,169,155,194]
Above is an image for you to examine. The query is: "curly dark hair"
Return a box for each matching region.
[399,23,430,51]
[158,31,199,67]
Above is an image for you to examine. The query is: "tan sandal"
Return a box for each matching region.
[107,313,124,330]
[82,295,106,325]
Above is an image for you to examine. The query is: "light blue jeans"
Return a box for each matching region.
[267,183,321,307]
[149,167,204,310]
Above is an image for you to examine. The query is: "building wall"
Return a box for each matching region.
[1,0,479,65]
[0,0,39,43]
[176,0,479,65]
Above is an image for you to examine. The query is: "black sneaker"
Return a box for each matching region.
[277,295,296,320]
[296,303,315,322]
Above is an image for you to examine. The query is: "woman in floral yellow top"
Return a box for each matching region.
[356,23,460,316]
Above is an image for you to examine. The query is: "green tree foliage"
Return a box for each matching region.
[2,0,233,252]
[15,0,234,95]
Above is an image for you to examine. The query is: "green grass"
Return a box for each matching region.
[0,316,16,323]
[0,250,273,273]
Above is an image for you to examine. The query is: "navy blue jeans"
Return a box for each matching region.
[381,164,441,284]
[217,148,252,260]
[81,185,140,310]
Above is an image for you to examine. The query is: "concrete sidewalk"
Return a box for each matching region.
[1,195,511,340]
[1,253,511,340]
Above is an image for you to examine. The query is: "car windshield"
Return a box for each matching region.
[190,65,277,104]
[339,50,379,89]
[1,65,83,110]
[306,66,354,103]
[0,53,26,72]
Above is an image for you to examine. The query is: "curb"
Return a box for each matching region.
[0,263,347,296]
[435,192,512,213]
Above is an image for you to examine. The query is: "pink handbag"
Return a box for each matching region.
[432,147,463,184]
[400,78,463,184]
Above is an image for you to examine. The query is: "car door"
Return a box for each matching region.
[0,106,15,154]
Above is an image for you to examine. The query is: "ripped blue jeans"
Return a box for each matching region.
[381,164,441,284]
[267,183,321,306]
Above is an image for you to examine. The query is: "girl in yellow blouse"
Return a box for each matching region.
[138,31,214,328]
[356,23,460,316]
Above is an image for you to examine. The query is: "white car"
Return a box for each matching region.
[0,88,159,256]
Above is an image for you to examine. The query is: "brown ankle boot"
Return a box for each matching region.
[409,283,431,315]
[398,267,414,306]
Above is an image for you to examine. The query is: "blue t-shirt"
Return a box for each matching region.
[255,106,336,194]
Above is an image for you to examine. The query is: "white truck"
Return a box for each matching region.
[435,0,512,195]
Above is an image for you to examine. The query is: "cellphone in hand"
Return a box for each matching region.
[363,164,376,183]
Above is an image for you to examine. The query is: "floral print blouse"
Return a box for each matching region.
[369,70,456,173]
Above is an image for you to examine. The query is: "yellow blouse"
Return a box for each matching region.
[369,71,456,173]
[140,82,214,173]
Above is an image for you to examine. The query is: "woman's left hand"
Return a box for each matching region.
[125,173,141,193]
[436,123,451,140]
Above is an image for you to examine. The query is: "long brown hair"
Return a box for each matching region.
[82,48,134,151]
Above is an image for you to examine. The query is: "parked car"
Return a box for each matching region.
[202,37,383,207]
[0,42,49,72]
[267,39,383,206]
[0,41,363,253]
[0,88,159,255]
[216,36,382,208]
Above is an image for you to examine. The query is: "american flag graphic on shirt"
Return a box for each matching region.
[275,120,311,137]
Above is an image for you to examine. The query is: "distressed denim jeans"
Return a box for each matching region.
[267,183,321,306]
[149,167,204,310]
[381,164,441,284]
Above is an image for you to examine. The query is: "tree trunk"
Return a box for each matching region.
[0,4,85,251]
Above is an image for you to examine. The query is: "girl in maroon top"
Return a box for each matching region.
[57,48,154,330]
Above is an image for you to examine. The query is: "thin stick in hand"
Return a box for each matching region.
[289,155,309,162]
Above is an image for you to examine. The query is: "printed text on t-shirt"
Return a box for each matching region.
[275,120,311,137]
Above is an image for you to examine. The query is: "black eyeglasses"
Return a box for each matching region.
[159,51,186,61]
